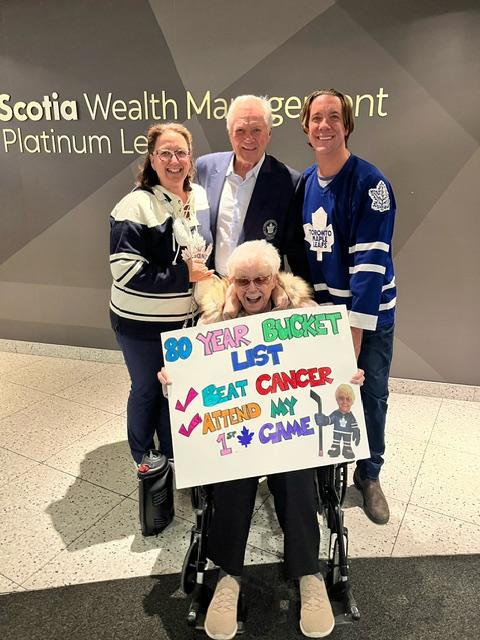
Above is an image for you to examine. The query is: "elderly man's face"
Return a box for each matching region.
[228,102,271,169]
[231,261,277,315]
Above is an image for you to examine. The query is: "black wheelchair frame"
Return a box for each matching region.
[180,463,360,632]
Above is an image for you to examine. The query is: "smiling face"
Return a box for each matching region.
[231,260,277,315]
[307,94,349,160]
[336,392,353,414]
[149,130,191,195]
[228,102,271,174]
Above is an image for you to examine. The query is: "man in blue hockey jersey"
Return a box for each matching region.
[298,89,396,524]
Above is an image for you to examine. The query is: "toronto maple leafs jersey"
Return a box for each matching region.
[329,410,358,434]
[302,154,396,331]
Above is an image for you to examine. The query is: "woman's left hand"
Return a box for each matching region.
[223,284,242,320]
[271,284,289,310]
[350,368,365,386]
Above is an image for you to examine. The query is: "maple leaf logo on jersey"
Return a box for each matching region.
[368,180,390,212]
[303,207,334,261]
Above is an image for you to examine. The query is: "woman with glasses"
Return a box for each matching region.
[110,122,213,465]
[160,239,364,639]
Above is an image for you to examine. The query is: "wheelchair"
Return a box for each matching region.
[179,462,360,633]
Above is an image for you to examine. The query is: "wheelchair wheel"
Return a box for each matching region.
[181,537,199,595]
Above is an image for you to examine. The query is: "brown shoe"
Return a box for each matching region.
[299,575,335,638]
[204,575,239,640]
[353,468,390,524]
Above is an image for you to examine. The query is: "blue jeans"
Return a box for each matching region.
[356,323,394,481]
[116,333,173,463]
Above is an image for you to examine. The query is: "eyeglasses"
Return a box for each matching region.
[153,148,190,162]
[233,275,272,288]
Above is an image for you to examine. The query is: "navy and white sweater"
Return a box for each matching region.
[109,183,212,337]
[302,154,396,331]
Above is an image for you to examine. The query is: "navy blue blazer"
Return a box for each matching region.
[195,151,309,279]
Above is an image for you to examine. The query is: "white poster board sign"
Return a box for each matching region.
[162,304,369,489]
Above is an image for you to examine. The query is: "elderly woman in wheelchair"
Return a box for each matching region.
[159,240,363,639]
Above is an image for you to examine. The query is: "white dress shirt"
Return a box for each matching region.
[215,154,265,276]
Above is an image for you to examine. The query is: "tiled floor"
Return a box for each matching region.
[0,349,479,594]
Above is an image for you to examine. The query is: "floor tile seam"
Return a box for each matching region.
[50,363,116,395]
[244,541,283,559]
[2,421,124,466]
[387,398,443,524]
[390,400,445,555]
[0,448,42,491]
[0,410,121,451]
[252,492,272,514]
[40,461,136,499]
[49,392,126,416]
[16,495,133,588]
[406,501,480,527]
[0,391,51,419]
[2,360,118,396]
[389,499,410,558]
[0,572,23,589]
[0,443,41,465]
[0,469,128,520]
[0,374,100,396]
[0,359,53,376]
[1,386,122,421]
[405,398,445,500]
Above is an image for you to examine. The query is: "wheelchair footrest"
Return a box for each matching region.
[328,580,360,624]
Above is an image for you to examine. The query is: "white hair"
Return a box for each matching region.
[226,240,281,278]
[226,95,273,132]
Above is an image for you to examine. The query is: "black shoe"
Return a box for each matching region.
[327,443,340,457]
[353,468,390,524]
[342,445,355,460]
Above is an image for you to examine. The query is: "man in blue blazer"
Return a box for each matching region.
[195,95,308,279]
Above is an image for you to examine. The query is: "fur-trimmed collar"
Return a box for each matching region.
[195,272,315,325]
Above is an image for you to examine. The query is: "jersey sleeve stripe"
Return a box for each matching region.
[115,260,144,285]
[314,283,352,297]
[349,263,386,275]
[349,241,389,253]
[348,310,378,331]
[382,277,396,292]
[379,297,397,311]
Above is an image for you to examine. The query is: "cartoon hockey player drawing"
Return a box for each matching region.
[311,384,360,459]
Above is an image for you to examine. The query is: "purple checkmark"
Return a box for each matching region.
[178,413,202,438]
[175,387,198,412]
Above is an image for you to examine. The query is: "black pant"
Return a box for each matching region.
[116,332,172,463]
[207,468,320,579]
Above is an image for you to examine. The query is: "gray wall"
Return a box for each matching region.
[0,0,478,385]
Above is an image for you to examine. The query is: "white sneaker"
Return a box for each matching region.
[299,575,335,638]
[204,575,239,639]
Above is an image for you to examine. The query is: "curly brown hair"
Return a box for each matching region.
[136,122,195,191]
